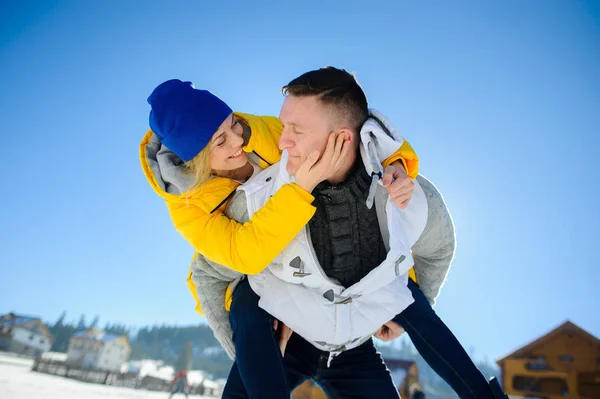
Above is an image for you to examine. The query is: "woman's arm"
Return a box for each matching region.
[170,183,316,275]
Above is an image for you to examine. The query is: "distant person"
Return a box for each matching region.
[399,364,425,399]
[169,369,189,399]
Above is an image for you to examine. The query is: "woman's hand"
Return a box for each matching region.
[294,132,352,193]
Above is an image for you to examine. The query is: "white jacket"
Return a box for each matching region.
[191,111,456,362]
[241,112,429,356]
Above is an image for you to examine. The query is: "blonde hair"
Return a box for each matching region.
[399,364,420,399]
[185,146,212,193]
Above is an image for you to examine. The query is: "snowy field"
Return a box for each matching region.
[0,353,212,399]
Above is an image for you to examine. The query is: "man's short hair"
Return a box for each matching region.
[282,66,368,134]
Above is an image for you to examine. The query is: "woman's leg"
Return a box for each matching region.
[221,278,290,399]
[393,280,500,399]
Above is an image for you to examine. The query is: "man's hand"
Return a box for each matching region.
[273,319,294,355]
[382,162,414,209]
[374,320,405,342]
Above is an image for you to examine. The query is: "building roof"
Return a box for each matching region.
[497,320,600,365]
[72,328,125,343]
[0,313,39,327]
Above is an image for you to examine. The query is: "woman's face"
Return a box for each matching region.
[209,113,248,173]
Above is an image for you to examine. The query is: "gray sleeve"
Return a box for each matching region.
[190,190,251,359]
[191,255,238,360]
[225,190,251,223]
[411,176,456,306]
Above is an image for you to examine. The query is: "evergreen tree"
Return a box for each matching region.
[53,311,67,328]
[76,314,87,330]
[49,312,77,353]
[90,315,100,329]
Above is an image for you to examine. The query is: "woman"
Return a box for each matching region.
[140,79,419,398]
[399,364,425,399]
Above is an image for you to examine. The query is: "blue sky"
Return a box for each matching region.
[1,0,599,364]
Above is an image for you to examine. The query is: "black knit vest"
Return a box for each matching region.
[308,159,387,288]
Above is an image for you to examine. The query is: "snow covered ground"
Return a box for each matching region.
[0,353,212,399]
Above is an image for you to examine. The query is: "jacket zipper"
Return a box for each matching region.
[209,189,237,214]
[209,150,269,214]
[252,151,271,167]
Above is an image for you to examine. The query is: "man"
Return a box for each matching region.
[169,369,189,399]
[193,67,505,399]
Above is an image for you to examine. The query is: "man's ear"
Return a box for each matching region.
[335,128,352,142]
[336,128,358,149]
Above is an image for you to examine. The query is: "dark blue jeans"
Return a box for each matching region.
[222,278,290,399]
[223,278,399,399]
[283,333,400,399]
[394,279,492,399]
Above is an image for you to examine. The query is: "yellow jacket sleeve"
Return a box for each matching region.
[186,268,204,314]
[381,139,420,179]
[170,183,316,275]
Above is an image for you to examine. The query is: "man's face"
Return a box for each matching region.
[278,95,332,176]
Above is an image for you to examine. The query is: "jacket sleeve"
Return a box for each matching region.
[168,183,315,275]
[188,190,254,360]
[381,139,419,179]
[411,176,456,305]
[190,252,242,360]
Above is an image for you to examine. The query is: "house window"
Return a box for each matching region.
[522,355,545,361]
[514,376,569,394]
[539,378,568,395]
[559,355,573,362]
[513,376,539,391]
[526,361,551,370]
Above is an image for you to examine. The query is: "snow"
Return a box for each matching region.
[42,352,68,362]
[120,360,222,388]
[0,353,213,399]
[121,360,175,381]
[186,370,207,386]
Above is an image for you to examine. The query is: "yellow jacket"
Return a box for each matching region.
[140,112,419,315]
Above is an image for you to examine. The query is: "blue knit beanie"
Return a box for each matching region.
[147,79,233,162]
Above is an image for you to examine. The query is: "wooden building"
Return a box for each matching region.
[497,321,600,399]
